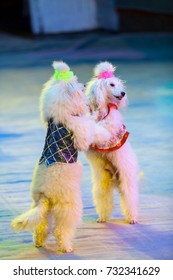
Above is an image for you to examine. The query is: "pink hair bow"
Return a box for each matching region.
[98,71,115,79]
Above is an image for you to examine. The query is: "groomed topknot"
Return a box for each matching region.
[94,61,116,76]
[52,61,70,72]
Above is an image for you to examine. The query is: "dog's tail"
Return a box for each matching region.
[11,196,50,231]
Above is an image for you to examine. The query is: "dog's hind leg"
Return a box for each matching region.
[48,162,83,253]
[52,199,82,253]
[32,196,50,247]
[114,143,139,224]
[33,214,49,247]
[119,187,138,224]
[92,162,114,223]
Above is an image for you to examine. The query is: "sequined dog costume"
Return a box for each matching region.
[39,119,78,166]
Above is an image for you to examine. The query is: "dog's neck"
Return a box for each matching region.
[102,103,118,120]
[98,102,118,121]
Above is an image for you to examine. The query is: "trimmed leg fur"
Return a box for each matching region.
[33,215,49,248]
[92,166,114,222]
[53,201,82,253]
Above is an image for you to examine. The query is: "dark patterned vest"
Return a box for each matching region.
[39,119,78,167]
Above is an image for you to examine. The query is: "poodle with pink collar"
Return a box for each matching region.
[85,62,139,224]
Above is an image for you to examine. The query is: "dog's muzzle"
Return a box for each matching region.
[114,91,126,100]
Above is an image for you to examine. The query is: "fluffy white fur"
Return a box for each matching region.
[85,61,139,224]
[11,61,113,253]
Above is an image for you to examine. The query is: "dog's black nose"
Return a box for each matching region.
[121,91,126,97]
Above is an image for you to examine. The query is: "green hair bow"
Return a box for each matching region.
[54,70,74,81]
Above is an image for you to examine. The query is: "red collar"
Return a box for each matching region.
[90,131,129,153]
[102,103,118,120]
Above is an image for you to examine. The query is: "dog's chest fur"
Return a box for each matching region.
[99,105,124,134]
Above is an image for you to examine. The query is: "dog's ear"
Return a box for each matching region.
[89,80,106,111]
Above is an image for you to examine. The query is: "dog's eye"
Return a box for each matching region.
[110,83,115,87]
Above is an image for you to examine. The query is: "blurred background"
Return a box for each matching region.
[0,0,173,34]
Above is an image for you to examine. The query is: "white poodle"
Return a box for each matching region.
[85,61,139,224]
[11,61,113,253]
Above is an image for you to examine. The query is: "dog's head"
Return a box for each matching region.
[86,61,127,113]
[40,61,88,124]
